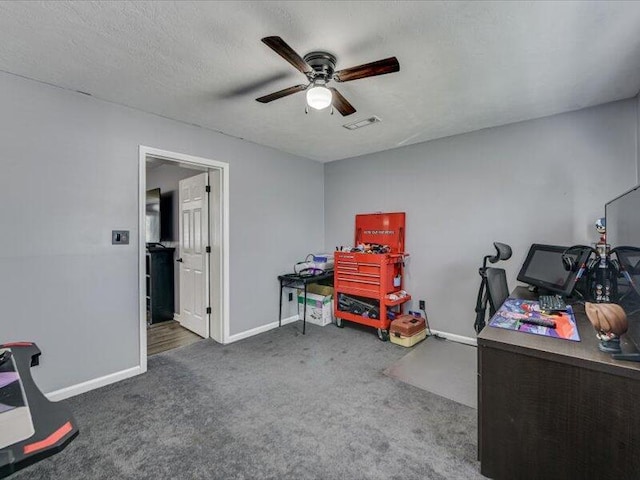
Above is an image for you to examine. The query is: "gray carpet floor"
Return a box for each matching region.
[12,322,483,480]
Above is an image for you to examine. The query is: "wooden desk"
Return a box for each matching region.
[478,287,640,480]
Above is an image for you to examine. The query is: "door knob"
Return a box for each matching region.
[177,258,183,263]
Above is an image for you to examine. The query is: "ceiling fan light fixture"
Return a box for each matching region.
[258,37,400,117]
[306,85,332,110]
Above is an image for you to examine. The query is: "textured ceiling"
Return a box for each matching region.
[1,1,640,162]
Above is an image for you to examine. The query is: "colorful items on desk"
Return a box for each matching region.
[293,253,334,276]
[489,298,580,342]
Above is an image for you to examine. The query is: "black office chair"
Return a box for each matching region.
[474,242,512,333]
[486,267,509,316]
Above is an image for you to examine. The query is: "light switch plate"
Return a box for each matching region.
[112,230,130,245]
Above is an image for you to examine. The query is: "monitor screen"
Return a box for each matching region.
[606,185,640,310]
[517,244,591,297]
[606,185,640,349]
[606,184,640,249]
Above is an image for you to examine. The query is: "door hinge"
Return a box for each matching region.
[205,185,211,193]
[206,307,212,314]
[206,246,211,253]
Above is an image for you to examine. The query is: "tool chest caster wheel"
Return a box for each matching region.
[335,318,344,328]
[377,328,389,341]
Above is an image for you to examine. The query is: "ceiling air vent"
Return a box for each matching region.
[343,116,381,130]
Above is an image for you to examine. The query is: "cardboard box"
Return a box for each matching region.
[298,285,334,326]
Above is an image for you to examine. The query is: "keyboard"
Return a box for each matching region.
[538,294,568,312]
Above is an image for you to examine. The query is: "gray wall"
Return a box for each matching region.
[324,99,638,339]
[0,71,324,393]
[146,162,205,312]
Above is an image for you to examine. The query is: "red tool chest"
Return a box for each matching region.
[334,212,411,341]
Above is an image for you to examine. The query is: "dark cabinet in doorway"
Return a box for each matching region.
[146,247,175,324]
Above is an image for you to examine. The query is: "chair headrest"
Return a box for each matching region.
[489,242,512,263]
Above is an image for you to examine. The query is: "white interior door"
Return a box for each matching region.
[178,172,209,338]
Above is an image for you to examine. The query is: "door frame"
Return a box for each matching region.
[138,146,230,373]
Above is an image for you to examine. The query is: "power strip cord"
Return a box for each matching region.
[421,307,445,340]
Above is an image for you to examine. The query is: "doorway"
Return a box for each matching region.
[138,146,230,372]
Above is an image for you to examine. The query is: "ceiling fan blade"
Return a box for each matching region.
[262,36,313,74]
[329,88,356,116]
[334,57,400,82]
[256,84,307,103]
[218,72,291,99]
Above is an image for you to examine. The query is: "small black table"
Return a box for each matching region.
[278,271,334,334]
[0,342,79,478]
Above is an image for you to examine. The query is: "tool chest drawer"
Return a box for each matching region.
[334,252,402,296]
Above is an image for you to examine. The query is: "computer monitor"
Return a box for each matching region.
[605,185,640,356]
[517,244,591,297]
[606,184,640,312]
[605,184,640,249]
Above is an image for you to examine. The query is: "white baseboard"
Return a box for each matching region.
[173,313,181,322]
[225,315,300,344]
[429,329,477,347]
[224,317,476,347]
[42,323,473,400]
[280,314,300,327]
[46,365,143,402]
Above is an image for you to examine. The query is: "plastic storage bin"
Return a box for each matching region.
[390,329,427,347]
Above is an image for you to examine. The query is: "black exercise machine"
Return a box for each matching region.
[0,342,78,478]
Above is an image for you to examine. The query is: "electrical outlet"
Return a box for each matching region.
[288,292,293,302]
[419,300,426,310]
[112,230,129,245]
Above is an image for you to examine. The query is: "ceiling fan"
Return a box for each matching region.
[256,36,400,116]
